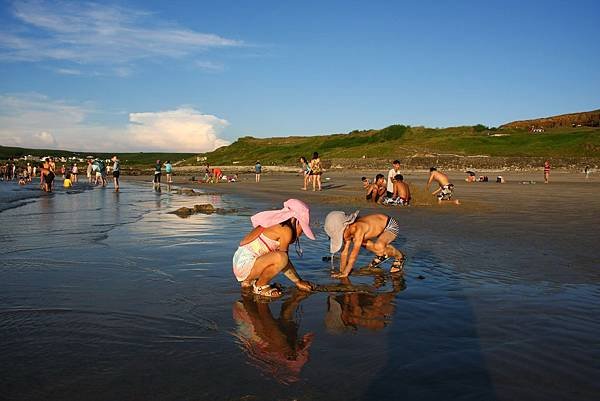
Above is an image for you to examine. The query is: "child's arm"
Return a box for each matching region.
[431,187,441,195]
[333,230,365,278]
[426,173,434,189]
[279,228,314,291]
[338,239,352,274]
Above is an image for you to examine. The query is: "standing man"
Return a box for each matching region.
[386,160,401,198]
[544,160,550,184]
[255,160,262,183]
[427,167,459,205]
[112,156,120,191]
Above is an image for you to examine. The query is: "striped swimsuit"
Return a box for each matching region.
[383,216,400,237]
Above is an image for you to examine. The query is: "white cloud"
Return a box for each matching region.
[0,1,242,74]
[0,93,230,153]
[33,131,56,145]
[127,108,230,152]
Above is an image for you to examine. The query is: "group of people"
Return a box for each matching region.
[360,160,459,206]
[299,152,324,191]
[232,198,406,298]
[2,159,37,184]
[153,160,173,190]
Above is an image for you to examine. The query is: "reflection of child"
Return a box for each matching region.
[325,211,406,278]
[233,199,316,298]
[232,291,313,384]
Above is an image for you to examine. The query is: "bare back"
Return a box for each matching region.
[345,214,389,242]
[429,171,450,187]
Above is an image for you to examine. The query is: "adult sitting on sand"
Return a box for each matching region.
[324,210,406,278]
[365,174,386,203]
[383,174,411,205]
[233,199,315,298]
[427,167,459,205]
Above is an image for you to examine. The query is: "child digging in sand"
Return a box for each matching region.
[324,211,406,278]
[233,199,315,298]
[427,167,460,205]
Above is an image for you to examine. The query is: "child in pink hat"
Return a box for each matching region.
[233,199,315,298]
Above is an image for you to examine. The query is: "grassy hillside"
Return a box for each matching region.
[0,146,194,166]
[196,125,600,165]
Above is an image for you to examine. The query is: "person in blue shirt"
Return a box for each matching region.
[164,160,173,184]
[255,161,262,183]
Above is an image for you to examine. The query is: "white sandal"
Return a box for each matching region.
[253,283,282,298]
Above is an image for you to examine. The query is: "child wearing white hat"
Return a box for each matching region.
[324,211,405,278]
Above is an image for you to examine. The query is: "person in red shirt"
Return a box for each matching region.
[544,160,551,184]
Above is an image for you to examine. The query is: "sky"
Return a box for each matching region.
[0,0,599,152]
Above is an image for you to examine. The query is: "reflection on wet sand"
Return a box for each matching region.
[325,276,405,333]
[232,291,314,385]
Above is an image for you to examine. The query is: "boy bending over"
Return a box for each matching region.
[324,211,406,278]
[427,167,459,205]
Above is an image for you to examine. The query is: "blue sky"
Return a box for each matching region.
[0,0,598,152]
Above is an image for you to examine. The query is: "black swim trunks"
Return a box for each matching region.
[44,171,55,184]
[113,171,120,178]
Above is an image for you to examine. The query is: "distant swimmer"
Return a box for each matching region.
[325,211,406,278]
[233,199,315,298]
[427,167,460,205]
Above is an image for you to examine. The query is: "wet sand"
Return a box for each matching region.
[1,172,599,400]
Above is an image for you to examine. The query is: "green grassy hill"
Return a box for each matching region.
[196,124,600,166]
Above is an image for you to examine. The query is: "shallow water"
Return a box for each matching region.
[1,180,599,400]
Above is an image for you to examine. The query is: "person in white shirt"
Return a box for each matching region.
[386,160,401,197]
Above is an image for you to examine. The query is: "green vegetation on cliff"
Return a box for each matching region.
[198,125,600,165]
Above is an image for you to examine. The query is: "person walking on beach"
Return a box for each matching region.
[299,156,311,190]
[112,156,120,191]
[584,165,590,180]
[153,160,162,190]
[544,160,550,184]
[386,160,401,197]
[310,152,322,191]
[324,211,406,278]
[164,160,173,184]
[255,161,262,183]
[427,167,459,205]
[233,199,316,298]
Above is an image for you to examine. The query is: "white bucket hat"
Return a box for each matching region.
[324,210,360,254]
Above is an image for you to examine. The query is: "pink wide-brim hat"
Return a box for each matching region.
[250,199,315,240]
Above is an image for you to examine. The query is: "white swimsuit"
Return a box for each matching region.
[232,232,280,282]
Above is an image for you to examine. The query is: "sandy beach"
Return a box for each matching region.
[1,170,599,401]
